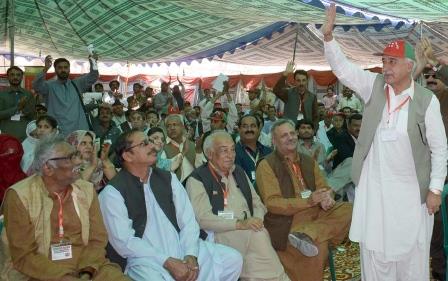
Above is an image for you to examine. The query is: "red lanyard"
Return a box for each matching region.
[53,190,69,240]
[208,164,229,206]
[170,139,187,155]
[288,159,306,189]
[385,86,410,124]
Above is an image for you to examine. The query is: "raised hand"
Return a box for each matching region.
[44,55,53,72]
[420,37,438,66]
[322,3,336,41]
[284,61,295,76]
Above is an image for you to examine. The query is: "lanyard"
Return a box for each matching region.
[288,159,306,190]
[299,92,305,113]
[244,147,259,166]
[208,164,229,206]
[53,190,69,241]
[170,139,187,155]
[385,86,410,124]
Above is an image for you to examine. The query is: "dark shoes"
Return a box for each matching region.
[288,232,319,257]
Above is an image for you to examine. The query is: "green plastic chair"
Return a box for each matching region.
[440,184,448,281]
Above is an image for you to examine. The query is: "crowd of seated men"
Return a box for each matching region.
[0,34,447,280]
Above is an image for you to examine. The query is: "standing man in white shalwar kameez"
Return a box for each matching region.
[99,129,243,281]
[323,4,448,281]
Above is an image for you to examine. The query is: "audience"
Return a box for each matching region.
[322,85,337,112]
[147,126,182,172]
[296,119,328,167]
[326,112,346,145]
[273,66,319,129]
[66,130,116,191]
[330,114,362,170]
[2,31,447,281]
[337,86,363,113]
[154,81,177,114]
[111,99,127,126]
[235,115,272,184]
[99,129,243,280]
[21,115,59,174]
[32,54,98,135]
[92,103,122,146]
[0,66,36,141]
[163,114,198,182]
[1,135,129,281]
[186,131,290,281]
[256,119,352,281]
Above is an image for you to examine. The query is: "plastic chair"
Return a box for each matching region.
[440,184,448,281]
[328,247,337,281]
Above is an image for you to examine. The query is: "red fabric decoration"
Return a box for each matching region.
[0,134,27,202]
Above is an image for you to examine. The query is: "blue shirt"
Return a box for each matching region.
[32,68,98,135]
[235,141,272,182]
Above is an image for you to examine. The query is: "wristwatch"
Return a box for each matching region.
[432,63,442,72]
[430,189,442,196]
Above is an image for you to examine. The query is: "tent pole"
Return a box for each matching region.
[419,21,423,39]
[8,0,15,66]
[292,23,299,63]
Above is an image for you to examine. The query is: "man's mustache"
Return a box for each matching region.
[245,131,254,134]
[427,81,437,86]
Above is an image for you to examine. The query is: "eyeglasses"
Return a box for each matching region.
[125,138,154,151]
[47,151,80,163]
[424,74,436,79]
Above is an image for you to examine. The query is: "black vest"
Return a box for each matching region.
[106,167,180,271]
[188,164,254,216]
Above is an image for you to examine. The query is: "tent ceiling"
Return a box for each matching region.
[214,22,448,68]
[0,0,447,68]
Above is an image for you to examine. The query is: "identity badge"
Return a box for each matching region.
[51,242,72,261]
[300,189,312,199]
[218,211,234,220]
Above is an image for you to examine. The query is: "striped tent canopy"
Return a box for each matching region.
[0,0,447,68]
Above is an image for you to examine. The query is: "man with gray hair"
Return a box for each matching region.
[1,135,129,281]
[323,4,447,280]
[186,130,290,281]
[256,118,351,281]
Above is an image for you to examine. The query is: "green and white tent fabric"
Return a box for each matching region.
[0,0,447,70]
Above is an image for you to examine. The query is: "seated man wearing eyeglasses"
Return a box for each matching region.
[1,135,129,281]
[99,129,243,281]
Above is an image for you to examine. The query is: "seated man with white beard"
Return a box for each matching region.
[186,131,290,281]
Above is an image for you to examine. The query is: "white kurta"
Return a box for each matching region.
[324,39,447,264]
[99,170,243,281]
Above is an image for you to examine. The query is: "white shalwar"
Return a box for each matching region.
[324,39,448,281]
[99,171,243,281]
